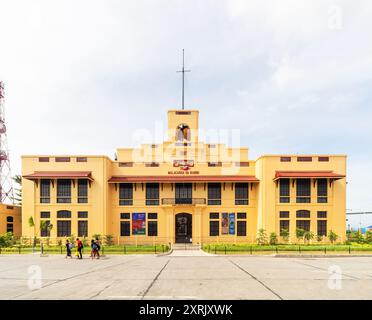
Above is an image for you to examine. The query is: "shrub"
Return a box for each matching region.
[296,228,305,243]
[269,232,278,245]
[328,230,338,244]
[104,234,114,246]
[304,231,314,244]
[280,229,290,243]
[0,232,13,247]
[256,229,267,245]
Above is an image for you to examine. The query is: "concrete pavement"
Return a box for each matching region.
[1,253,372,299]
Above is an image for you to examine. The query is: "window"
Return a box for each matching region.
[317,179,328,203]
[237,221,247,236]
[57,210,71,218]
[296,179,311,203]
[119,183,133,205]
[237,212,246,219]
[146,183,159,205]
[40,220,50,237]
[76,157,87,162]
[317,211,327,218]
[208,183,221,205]
[55,157,70,162]
[78,179,88,203]
[57,179,71,203]
[318,157,329,162]
[148,221,158,236]
[209,212,219,219]
[279,179,290,203]
[296,210,310,218]
[7,224,13,233]
[317,220,327,236]
[279,211,290,218]
[208,162,222,167]
[40,212,50,219]
[120,213,130,220]
[38,157,49,162]
[119,162,134,167]
[120,221,130,236]
[57,221,71,237]
[297,156,312,162]
[280,157,291,162]
[145,162,160,167]
[235,183,249,205]
[78,211,88,219]
[78,221,88,237]
[6,216,13,222]
[280,220,290,236]
[235,162,250,167]
[209,221,219,236]
[148,213,158,219]
[296,220,310,232]
[40,179,50,203]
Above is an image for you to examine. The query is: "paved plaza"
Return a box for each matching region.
[1,251,372,300]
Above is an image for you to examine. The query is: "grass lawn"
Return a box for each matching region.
[203,243,372,255]
[0,244,171,255]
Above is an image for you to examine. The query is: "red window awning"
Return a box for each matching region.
[274,171,345,181]
[23,171,94,181]
[108,175,259,183]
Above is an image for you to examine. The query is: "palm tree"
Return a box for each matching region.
[328,230,338,244]
[304,231,314,244]
[12,175,22,205]
[295,228,305,243]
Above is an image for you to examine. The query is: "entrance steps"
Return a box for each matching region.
[171,243,201,251]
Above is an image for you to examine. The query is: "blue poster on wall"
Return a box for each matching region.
[229,213,235,235]
[132,213,146,235]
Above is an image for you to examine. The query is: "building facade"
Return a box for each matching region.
[0,203,21,236]
[21,109,346,244]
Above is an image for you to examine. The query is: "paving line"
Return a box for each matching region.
[293,259,360,280]
[141,259,170,299]
[228,259,283,300]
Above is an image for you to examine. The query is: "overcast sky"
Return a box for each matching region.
[0,0,371,225]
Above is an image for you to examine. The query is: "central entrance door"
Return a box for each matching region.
[175,183,192,204]
[175,213,192,243]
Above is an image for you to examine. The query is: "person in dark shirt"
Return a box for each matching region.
[65,240,72,258]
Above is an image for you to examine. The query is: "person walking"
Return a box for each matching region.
[76,238,83,259]
[65,239,72,259]
[95,237,101,259]
[90,239,98,259]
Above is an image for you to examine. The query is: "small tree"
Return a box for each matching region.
[316,235,323,243]
[256,228,267,245]
[365,231,372,244]
[280,229,290,243]
[269,232,278,245]
[328,230,338,244]
[104,234,114,246]
[12,175,22,205]
[296,228,305,243]
[304,231,314,244]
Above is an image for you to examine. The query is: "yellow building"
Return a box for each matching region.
[21,109,346,244]
[0,203,21,236]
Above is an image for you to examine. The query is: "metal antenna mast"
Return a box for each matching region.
[0,81,14,204]
[176,49,191,110]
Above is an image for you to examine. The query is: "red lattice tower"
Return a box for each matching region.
[0,81,14,204]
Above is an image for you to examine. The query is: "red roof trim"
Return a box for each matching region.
[274,171,345,180]
[23,171,93,181]
[108,175,259,183]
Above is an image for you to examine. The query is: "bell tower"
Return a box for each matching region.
[167,110,199,144]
